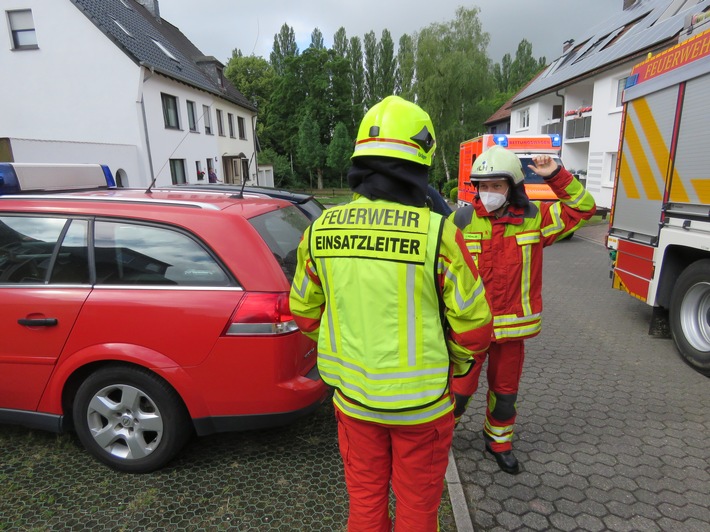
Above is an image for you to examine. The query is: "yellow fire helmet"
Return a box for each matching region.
[470,145,525,186]
[352,95,436,166]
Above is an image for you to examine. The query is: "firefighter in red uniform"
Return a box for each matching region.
[451,145,596,474]
[290,96,493,531]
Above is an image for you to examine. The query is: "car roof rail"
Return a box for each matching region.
[0,193,222,210]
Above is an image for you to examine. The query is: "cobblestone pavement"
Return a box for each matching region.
[452,223,710,531]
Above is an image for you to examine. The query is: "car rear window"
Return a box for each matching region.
[298,198,325,220]
[518,156,563,185]
[249,205,310,283]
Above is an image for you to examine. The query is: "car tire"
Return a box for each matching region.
[73,365,192,472]
[669,260,710,376]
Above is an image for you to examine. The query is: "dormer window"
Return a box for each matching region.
[113,19,133,38]
[152,39,178,61]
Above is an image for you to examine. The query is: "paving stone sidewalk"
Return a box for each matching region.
[451,226,710,531]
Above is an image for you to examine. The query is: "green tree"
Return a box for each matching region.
[266,54,306,162]
[333,27,348,57]
[270,23,299,75]
[297,110,326,189]
[415,7,493,183]
[258,147,298,187]
[395,34,415,99]
[310,28,325,50]
[224,49,275,113]
[363,30,378,107]
[348,36,366,132]
[492,53,513,92]
[327,122,353,188]
[510,39,545,90]
[378,29,396,97]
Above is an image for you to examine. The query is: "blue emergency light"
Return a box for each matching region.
[493,135,509,147]
[549,134,562,147]
[0,164,21,195]
[0,163,116,195]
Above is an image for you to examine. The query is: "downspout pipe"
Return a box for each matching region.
[251,114,259,185]
[556,89,565,159]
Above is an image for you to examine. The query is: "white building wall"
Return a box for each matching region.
[1,0,144,181]
[585,64,634,209]
[1,0,257,190]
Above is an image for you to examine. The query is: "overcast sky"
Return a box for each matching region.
[158,0,623,65]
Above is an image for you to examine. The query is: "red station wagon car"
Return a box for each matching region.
[0,185,328,472]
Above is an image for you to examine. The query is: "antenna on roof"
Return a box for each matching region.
[237,152,256,199]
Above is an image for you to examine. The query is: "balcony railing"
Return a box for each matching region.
[565,116,591,139]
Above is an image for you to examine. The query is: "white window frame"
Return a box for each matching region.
[216,109,225,136]
[237,116,247,140]
[228,113,235,138]
[519,108,530,130]
[203,105,213,135]
[615,77,628,109]
[161,93,180,129]
[170,159,187,185]
[186,101,197,132]
[7,9,37,50]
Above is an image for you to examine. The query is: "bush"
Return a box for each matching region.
[449,187,458,203]
[441,178,457,198]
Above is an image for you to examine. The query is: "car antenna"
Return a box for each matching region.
[236,152,255,199]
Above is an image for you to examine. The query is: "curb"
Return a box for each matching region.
[445,448,474,532]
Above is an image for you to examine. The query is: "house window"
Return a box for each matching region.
[237,116,247,139]
[203,105,212,135]
[606,152,617,185]
[161,93,180,129]
[519,109,530,130]
[216,109,225,136]
[7,9,37,50]
[616,77,629,108]
[187,101,197,132]
[169,159,187,185]
[228,113,235,138]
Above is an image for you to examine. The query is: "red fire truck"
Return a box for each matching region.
[457,134,563,207]
[607,28,710,376]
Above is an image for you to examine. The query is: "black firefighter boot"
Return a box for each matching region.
[484,434,520,475]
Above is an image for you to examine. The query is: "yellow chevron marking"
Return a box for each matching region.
[619,150,641,199]
[635,98,690,203]
[691,179,710,204]
[628,101,663,201]
[624,117,658,199]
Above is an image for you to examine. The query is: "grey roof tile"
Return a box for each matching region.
[515,0,710,103]
[70,0,256,111]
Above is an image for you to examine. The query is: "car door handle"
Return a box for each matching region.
[18,318,58,327]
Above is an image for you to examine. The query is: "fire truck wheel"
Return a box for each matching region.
[669,260,710,377]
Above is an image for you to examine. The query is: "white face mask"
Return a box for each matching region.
[479,191,508,213]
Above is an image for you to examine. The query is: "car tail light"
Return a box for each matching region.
[225,292,300,336]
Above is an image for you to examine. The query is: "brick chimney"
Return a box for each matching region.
[136,0,160,19]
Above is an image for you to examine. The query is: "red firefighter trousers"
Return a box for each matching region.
[452,340,525,452]
[334,408,454,532]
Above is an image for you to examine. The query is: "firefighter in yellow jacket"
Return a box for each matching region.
[451,145,596,475]
[289,96,493,532]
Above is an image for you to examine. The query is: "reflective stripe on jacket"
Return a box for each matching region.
[290,197,492,425]
[451,167,595,342]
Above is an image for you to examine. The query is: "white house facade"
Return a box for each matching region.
[509,0,710,209]
[0,0,264,188]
